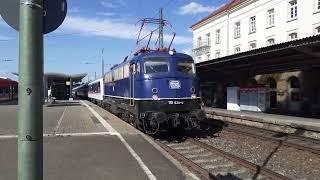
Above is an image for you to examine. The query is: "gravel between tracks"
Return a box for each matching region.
[202,129,320,179]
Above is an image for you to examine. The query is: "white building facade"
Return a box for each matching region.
[192,0,320,64]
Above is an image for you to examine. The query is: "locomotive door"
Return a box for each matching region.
[129,63,136,106]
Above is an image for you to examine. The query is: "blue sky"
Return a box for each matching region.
[0,0,227,81]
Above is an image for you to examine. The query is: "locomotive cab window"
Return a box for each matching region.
[144,58,169,74]
[176,58,195,75]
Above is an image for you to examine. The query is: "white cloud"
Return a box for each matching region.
[0,35,13,41]
[59,16,191,45]
[69,7,80,13]
[100,0,125,9]
[178,2,218,15]
[182,48,192,55]
[96,12,115,17]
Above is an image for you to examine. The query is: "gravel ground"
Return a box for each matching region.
[165,141,271,180]
[202,129,320,179]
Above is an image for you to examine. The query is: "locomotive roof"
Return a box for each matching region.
[131,50,193,64]
[105,50,194,74]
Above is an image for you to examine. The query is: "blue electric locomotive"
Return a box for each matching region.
[103,48,206,134]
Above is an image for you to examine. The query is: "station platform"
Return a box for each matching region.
[205,107,320,140]
[0,100,196,180]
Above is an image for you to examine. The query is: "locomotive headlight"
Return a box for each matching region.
[191,94,197,99]
[168,50,174,56]
[152,94,159,100]
[190,87,195,93]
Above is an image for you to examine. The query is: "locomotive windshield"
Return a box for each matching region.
[176,58,195,75]
[144,58,169,74]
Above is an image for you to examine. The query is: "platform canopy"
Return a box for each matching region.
[44,73,87,82]
[12,72,87,83]
[197,35,320,79]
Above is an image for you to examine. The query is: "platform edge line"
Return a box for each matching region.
[80,100,157,180]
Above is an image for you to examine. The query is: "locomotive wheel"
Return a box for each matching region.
[142,120,159,135]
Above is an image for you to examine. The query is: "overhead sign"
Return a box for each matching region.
[0,0,67,34]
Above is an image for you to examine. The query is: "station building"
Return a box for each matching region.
[191,0,320,117]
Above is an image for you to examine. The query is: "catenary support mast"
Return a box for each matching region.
[159,7,164,48]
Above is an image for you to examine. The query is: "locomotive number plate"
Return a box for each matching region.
[169,80,181,89]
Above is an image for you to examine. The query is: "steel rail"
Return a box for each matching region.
[188,139,291,180]
[154,140,216,180]
[224,125,320,156]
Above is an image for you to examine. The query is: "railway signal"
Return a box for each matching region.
[0,0,67,179]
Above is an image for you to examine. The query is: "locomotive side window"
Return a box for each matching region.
[177,58,195,75]
[136,62,140,74]
[123,64,130,78]
[144,58,169,74]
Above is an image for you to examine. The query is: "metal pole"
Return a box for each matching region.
[18,0,43,179]
[69,78,72,100]
[101,48,104,78]
[159,8,164,48]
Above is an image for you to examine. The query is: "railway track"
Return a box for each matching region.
[222,122,320,156]
[155,138,290,180]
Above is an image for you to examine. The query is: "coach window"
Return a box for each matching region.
[144,58,169,74]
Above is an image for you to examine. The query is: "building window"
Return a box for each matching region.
[288,0,298,21]
[206,53,211,60]
[234,22,241,38]
[197,37,201,48]
[215,51,221,58]
[267,9,275,28]
[315,26,320,35]
[316,0,320,11]
[266,38,275,45]
[234,46,241,53]
[288,32,298,40]
[206,33,210,46]
[249,42,257,50]
[249,16,256,33]
[216,29,221,44]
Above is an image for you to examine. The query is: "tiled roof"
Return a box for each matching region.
[191,0,243,28]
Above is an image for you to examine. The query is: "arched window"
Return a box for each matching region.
[289,76,300,88]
